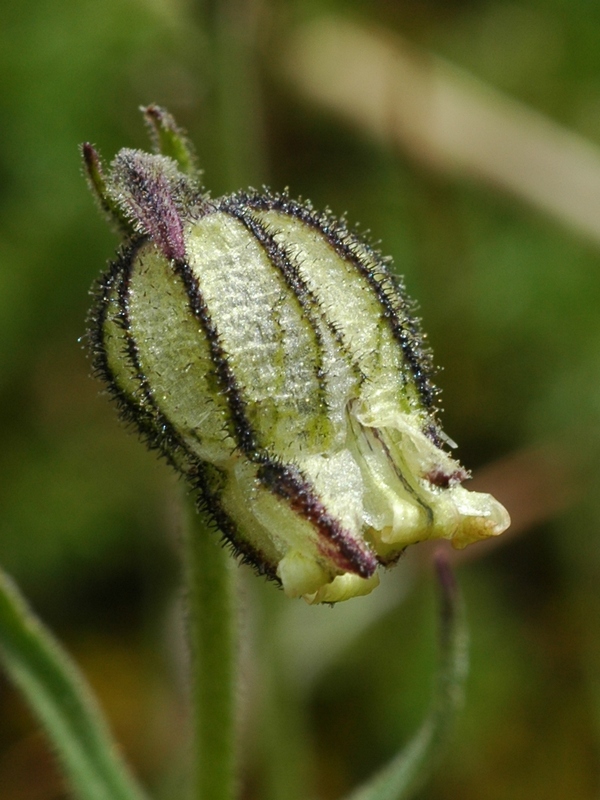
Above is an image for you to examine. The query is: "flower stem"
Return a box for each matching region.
[183,494,238,800]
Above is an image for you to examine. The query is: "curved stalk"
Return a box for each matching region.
[344,551,468,800]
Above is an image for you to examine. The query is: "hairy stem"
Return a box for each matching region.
[183,494,238,800]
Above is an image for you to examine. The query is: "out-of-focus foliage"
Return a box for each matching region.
[0,0,599,797]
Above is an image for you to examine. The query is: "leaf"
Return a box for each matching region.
[0,566,149,800]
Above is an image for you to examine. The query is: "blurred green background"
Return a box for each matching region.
[1,0,600,797]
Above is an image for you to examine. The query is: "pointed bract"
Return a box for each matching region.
[81,143,132,234]
[143,104,200,180]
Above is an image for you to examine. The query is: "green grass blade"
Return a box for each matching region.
[0,566,149,800]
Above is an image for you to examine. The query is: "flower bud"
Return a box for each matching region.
[85,107,509,603]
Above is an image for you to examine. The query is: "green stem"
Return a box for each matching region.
[343,551,469,800]
[0,566,148,800]
[196,0,267,192]
[183,494,238,800]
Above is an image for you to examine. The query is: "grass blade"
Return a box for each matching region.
[0,566,149,800]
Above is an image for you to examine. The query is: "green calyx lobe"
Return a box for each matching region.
[86,108,510,604]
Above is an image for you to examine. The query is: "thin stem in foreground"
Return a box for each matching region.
[183,494,238,800]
